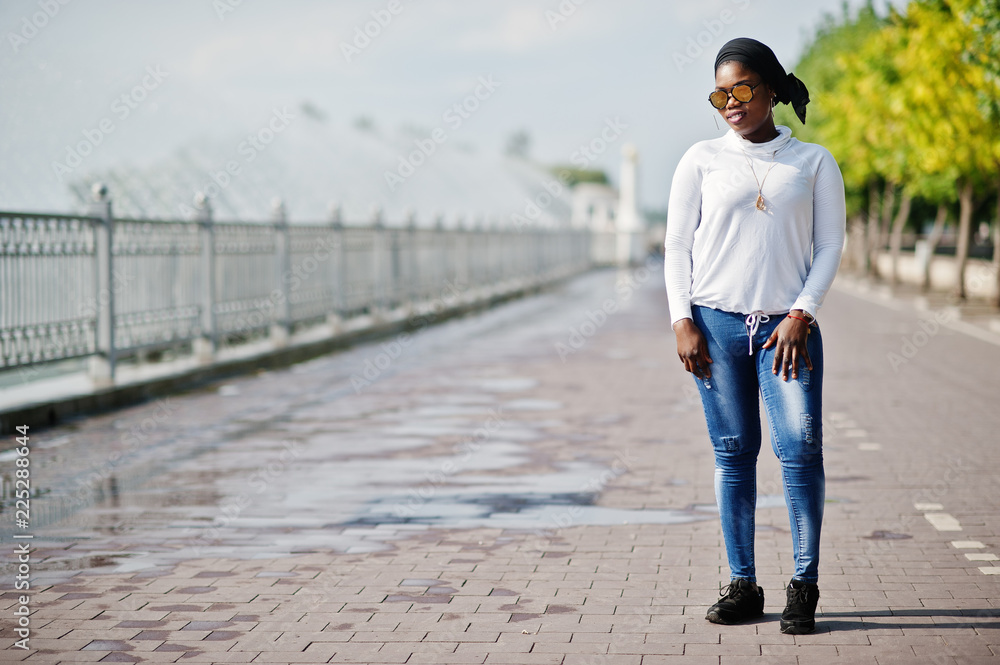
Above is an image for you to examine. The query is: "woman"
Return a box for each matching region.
[664,38,845,634]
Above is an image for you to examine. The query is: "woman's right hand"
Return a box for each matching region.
[673,318,713,380]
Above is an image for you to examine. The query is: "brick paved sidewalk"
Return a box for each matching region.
[2,268,999,664]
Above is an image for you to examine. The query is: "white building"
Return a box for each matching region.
[570,143,647,265]
[570,182,618,232]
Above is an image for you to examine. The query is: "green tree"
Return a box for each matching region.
[787,0,1000,301]
[952,0,1000,304]
[775,2,887,274]
[896,0,1000,299]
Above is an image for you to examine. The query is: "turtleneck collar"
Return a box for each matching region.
[725,124,792,155]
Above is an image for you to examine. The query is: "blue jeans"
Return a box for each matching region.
[690,305,825,584]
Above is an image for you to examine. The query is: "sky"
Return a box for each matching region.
[0,0,903,218]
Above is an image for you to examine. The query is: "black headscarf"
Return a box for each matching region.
[713,37,810,124]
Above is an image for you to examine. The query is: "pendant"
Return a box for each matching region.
[755,194,766,211]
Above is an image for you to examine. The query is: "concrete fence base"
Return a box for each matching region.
[875,249,998,301]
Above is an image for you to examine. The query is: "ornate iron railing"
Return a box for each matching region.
[1,190,602,383]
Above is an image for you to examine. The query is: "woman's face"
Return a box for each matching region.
[714,60,776,142]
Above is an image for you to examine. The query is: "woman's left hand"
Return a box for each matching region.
[761,311,813,381]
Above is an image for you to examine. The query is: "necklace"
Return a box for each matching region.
[740,148,778,211]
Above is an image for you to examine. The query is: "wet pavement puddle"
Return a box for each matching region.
[0,271,790,579]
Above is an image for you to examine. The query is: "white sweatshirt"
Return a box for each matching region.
[664,125,846,327]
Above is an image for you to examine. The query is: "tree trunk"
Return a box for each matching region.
[954,180,974,300]
[848,215,867,273]
[880,180,896,253]
[889,189,913,287]
[867,180,895,279]
[923,204,947,292]
[994,178,1000,308]
[865,181,880,277]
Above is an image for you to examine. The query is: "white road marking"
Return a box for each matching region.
[845,429,868,438]
[951,540,986,548]
[916,503,944,511]
[964,553,998,561]
[979,567,1000,575]
[924,513,962,531]
[858,443,882,451]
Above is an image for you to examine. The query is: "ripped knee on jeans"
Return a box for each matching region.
[801,414,822,447]
[715,435,740,453]
[798,414,823,458]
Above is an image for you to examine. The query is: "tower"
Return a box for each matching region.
[616,143,645,265]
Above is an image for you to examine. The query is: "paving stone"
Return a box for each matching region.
[8,273,1000,665]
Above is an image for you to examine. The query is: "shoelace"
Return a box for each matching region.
[744,312,770,356]
[720,581,748,601]
[787,584,813,605]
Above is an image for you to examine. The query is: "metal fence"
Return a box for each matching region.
[1,189,600,383]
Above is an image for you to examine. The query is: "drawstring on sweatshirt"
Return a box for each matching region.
[744,312,770,356]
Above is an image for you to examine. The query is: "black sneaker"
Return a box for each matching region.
[705,578,765,625]
[780,579,819,634]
